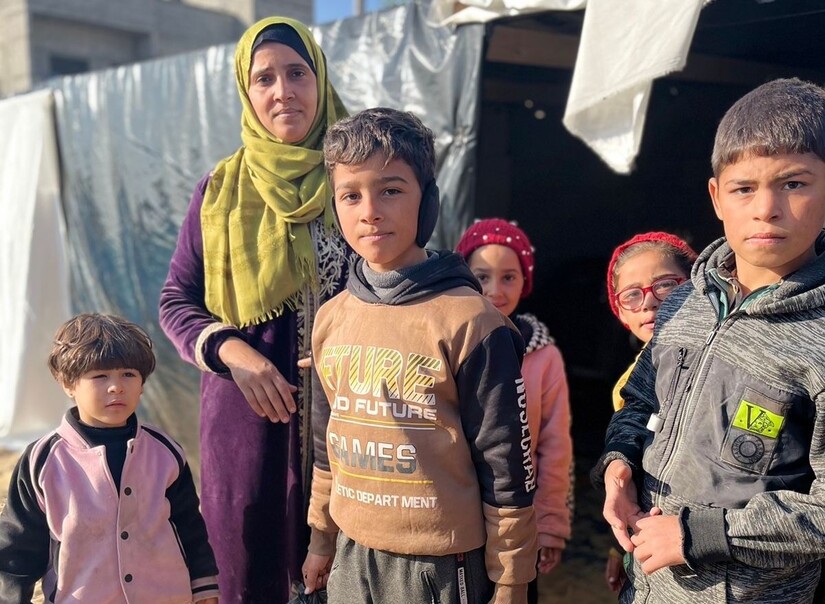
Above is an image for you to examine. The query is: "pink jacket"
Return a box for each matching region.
[517,314,573,549]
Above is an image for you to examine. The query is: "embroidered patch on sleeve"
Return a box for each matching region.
[732,399,784,439]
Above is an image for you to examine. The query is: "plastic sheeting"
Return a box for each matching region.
[0,90,71,447]
[53,45,241,457]
[51,3,483,459]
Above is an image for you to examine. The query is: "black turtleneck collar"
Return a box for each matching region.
[67,407,137,492]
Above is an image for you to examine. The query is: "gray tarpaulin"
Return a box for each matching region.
[52,3,483,460]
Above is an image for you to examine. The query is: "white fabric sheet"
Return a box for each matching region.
[0,89,71,448]
[563,0,706,173]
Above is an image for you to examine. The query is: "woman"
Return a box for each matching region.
[159,16,348,603]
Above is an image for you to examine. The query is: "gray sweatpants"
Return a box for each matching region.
[327,532,493,604]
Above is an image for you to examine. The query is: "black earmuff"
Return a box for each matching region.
[416,180,440,248]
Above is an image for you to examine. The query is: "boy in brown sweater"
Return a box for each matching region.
[302,108,537,604]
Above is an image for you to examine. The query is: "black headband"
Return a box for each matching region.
[251,23,316,74]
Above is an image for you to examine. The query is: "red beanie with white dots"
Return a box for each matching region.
[455,218,535,298]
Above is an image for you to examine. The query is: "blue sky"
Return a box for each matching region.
[314,0,398,25]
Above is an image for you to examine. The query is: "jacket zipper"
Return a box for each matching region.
[662,348,687,413]
[647,348,686,433]
[421,570,440,604]
[655,321,724,503]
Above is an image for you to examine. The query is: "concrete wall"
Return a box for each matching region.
[30,17,143,82]
[253,0,313,23]
[0,0,32,97]
[185,0,313,27]
[148,2,244,57]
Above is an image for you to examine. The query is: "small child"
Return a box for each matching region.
[603,232,696,592]
[302,108,537,604]
[456,218,573,604]
[0,313,219,603]
[594,78,825,603]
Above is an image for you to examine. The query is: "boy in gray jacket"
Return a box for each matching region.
[593,78,825,603]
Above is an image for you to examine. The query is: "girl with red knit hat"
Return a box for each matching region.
[607,232,698,412]
[603,231,697,593]
[456,218,573,604]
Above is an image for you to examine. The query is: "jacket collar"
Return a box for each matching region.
[58,407,140,448]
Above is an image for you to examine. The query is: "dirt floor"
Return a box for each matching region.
[0,450,617,604]
[537,456,619,604]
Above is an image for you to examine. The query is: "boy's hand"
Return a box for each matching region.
[297,356,312,369]
[488,583,527,604]
[630,509,686,574]
[218,337,297,423]
[603,459,643,552]
[537,546,561,574]
[302,552,332,594]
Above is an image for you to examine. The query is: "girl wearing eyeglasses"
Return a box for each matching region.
[456,218,573,604]
[603,231,697,592]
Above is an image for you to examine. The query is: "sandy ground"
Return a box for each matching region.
[0,450,617,604]
[537,457,618,604]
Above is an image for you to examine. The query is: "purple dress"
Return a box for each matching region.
[159,174,348,603]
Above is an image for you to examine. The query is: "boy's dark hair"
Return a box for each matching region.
[712,78,825,176]
[323,107,436,189]
[48,313,156,386]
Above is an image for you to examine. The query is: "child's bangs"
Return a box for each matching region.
[75,335,155,381]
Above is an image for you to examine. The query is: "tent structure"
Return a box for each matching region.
[3,0,825,461]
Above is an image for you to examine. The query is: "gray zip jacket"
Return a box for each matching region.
[594,232,825,603]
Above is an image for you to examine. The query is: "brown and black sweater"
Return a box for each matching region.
[307,251,538,586]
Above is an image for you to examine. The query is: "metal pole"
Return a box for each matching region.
[353,0,365,16]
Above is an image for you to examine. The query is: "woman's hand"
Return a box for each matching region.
[218,337,297,422]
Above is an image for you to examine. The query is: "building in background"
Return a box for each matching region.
[0,0,313,98]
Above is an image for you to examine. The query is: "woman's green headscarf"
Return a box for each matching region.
[201,16,347,327]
